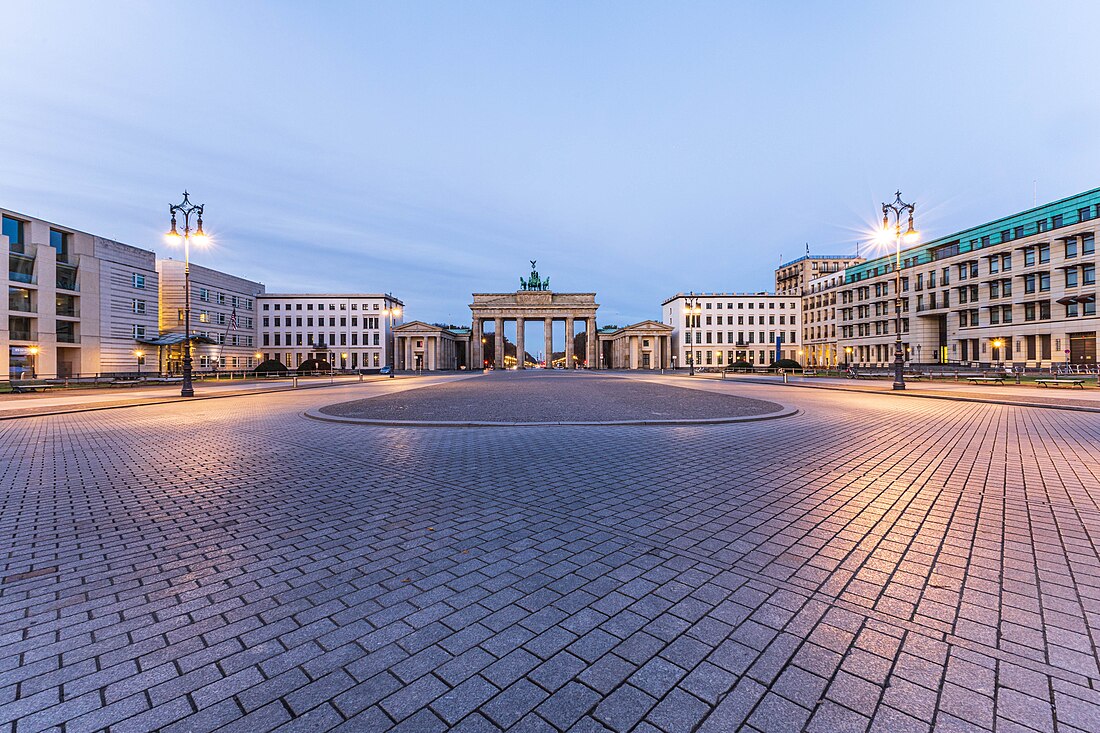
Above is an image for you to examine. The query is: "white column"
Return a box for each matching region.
[544,317,553,367]
[516,318,525,369]
[495,317,504,369]
[565,317,575,368]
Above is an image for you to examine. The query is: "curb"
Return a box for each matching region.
[302,404,800,427]
[0,377,404,421]
[699,376,1100,414]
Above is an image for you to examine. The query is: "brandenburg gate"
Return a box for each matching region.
[470,261,599,369]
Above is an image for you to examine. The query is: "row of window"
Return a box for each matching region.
[684,330,798,345]
[262,301,389,312]
[261,316,382,329]
[684,314,797,327]
[852,222,1097,283]
[682,299,796,308]
[194,311,254,328]
[198,289,254,310]
[263,332,382,347]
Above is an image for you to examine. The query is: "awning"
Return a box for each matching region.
[136,333,218,346]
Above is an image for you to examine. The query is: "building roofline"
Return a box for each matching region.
[661,291,781,305]
[777,253,863,269]
[845,185,1100,281]
[258,293,404,305]
[0,206,159,257]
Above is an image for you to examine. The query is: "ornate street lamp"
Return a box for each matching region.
[382,298,402,378]
[686,293,702,376]
[165,192,208,397]
[879,191,919,391]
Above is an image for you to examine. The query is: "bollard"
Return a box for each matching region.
[781,369,788,384]
[293,376,298,388]
[359,372,363,383]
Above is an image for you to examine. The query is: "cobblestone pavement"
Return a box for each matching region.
[1,375,1099,732]
[319,371,783,423]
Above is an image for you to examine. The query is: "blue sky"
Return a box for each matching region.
[2,1,1099,326]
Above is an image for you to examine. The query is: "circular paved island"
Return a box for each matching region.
[311,371,792,426]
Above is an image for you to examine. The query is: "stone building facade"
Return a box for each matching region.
[258,293,402,371]
[157,260,264,373]
[663,292,802,368]
[838,187,1099,367]
[3,207,159,378]
[597,321,674,369]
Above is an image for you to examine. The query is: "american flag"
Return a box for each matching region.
[228,308,238,330]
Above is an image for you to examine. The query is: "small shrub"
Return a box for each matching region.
[255,359,289,374]
[770,358,802,369]
[296,358,331,373]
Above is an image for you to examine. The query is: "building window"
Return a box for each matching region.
[2,215,24,251]
[1039,244,1050,263]
[49,229,69,261]
[132,299,146,314]
[1053,214,1064,227]
[1024,248,1035,267]
[132,273,145,289]
[199,288,210,302]
[1066,238,1078,258]
[132,325,146,338]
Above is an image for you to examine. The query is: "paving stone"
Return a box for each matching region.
[593,684,657,731]
[483,678,550,728]
[3,375,1097,733]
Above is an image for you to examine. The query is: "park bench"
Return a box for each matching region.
[9,381,66,393]
[966,376,1006,385]
[1035,378,1086,389]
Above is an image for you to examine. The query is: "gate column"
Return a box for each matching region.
[565,317,575,368]
[516,318,525,369]
[494,317,505,369]
[544,317,553,367]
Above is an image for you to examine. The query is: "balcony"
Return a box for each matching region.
[9,253,35,284]
[56,263,79,291]
[8,287,34,313]
[56,294,78,318]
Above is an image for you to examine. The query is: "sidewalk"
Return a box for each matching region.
[698,372,1100,411]
[0,375,390,419]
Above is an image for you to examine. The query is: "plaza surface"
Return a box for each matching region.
[317,371,784,424]
[1,372,1099,733]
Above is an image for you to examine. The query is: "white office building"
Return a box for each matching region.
[257,293,404,370]
[663,292,802,368]
[156,260,264,373]
[3,207,159,378]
